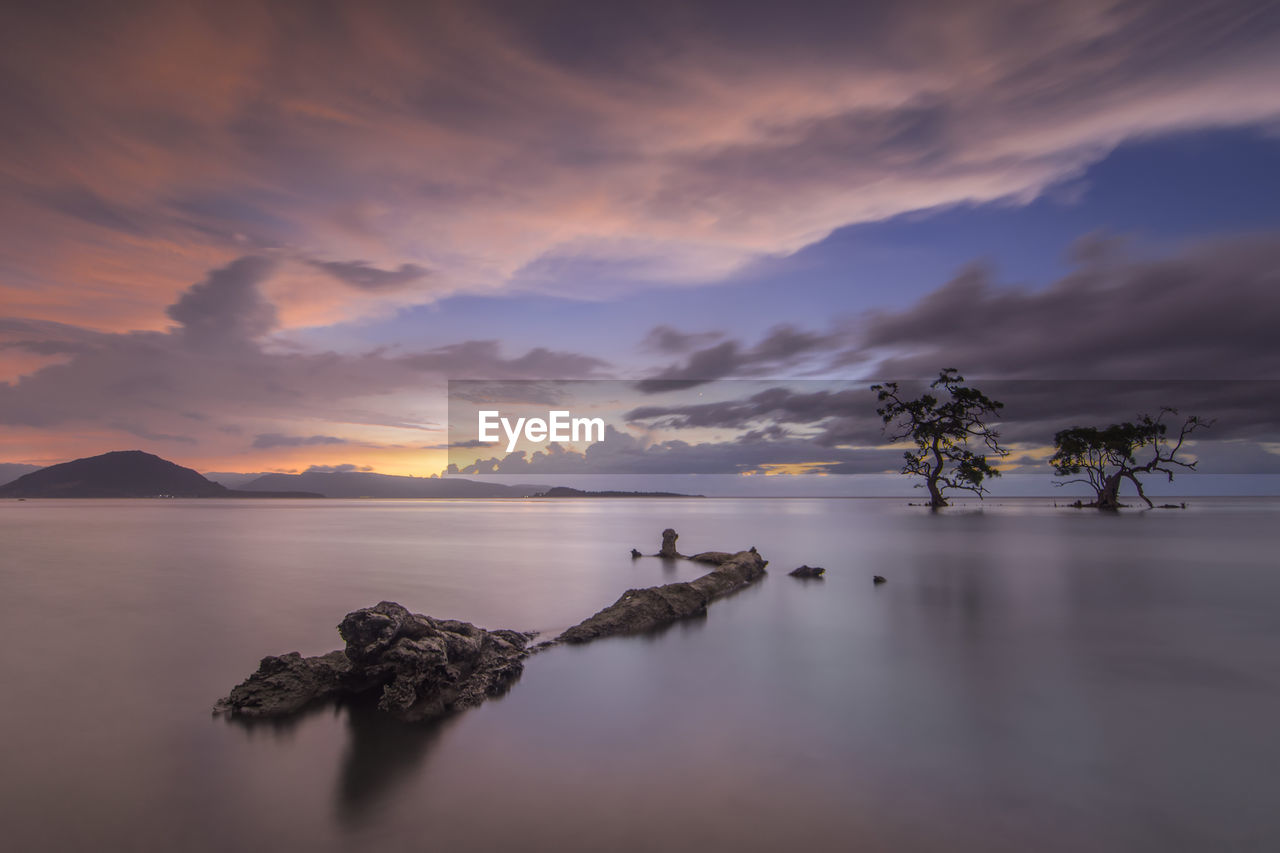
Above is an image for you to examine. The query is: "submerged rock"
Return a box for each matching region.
[558,549,768,644]
[789,565,825,579]
[215,601,530,723]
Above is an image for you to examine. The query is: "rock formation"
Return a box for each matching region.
[657,527,682,558]
[789,565,825,579]
[873,575,887,585]
[215,601,530,723]
[558,548,768,644]
[219,531,775,724]
[688,551,735,565]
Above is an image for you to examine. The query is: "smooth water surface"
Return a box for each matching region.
[1,498,1278,851]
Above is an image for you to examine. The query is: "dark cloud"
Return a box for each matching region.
[165,256,278,347]
[622,231,1280,460]
[850,235,1280,380]
[641,325,724,354]
[623,376,1280,474]
[637,324,839,392]
[401,341,609,379]
[252,433,349,449]
[447,380,574,406]
[39,186,147,235]
[308,260,429,291]
[627,386,879,442]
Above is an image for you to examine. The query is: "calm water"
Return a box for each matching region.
[1,497,1278,851]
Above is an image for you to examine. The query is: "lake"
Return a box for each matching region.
[1,497,1278,851]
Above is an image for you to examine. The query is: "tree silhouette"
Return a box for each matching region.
[1050,408,1210,510]
[871,368,1008,508]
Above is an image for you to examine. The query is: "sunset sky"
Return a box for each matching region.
[2,1,1279,489]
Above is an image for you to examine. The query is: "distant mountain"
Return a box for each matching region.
[0,463,41,487]
[239,471,550,498]
[533,486,702,498]
[0,451,322,498]
[203,471,276,489]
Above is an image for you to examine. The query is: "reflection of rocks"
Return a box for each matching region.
[216,601,530,723]
[789,565,825,579]
[658,527,682,558]
[558,549,768,644]
[335,694,456,827]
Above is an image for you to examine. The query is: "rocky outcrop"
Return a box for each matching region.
[558,549,768,644]
[657,527,682,558]
[789,565,825,579]
[219,532,775,724]
[212,650,361,718]
[215,601,530,722]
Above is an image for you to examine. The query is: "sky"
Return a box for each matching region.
[2,0,1279,492]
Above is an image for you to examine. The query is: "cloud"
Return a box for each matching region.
[304,463,374,473]
[625,385,894,452]
[307,260,429,291]
[252,433,349,449]
[166,256,278,346]
[622,230,1280,439]
[617,229,1280,471]
[0,339,87,356]
[451,426,905,476]
[4,1,1280,331]
[0,256,611,461]
[637,324,840,392]
[849,233,1280,381]
[400,341,609,379]
[641,325,724,354]
[107,422,198,445]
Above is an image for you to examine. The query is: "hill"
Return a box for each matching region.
[0,463,40,485]
[0,451,321,498]
[239,471,549,498]
[533,486,702,498]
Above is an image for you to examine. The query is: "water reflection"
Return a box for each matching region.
[334,697,458,827]
[6,499,1280,851]
[216,696,347,742]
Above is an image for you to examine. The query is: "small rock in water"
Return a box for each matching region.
[657,528,682,559]
[788,565,825,579]
[630,548,642,558]
[872,575,887,585]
